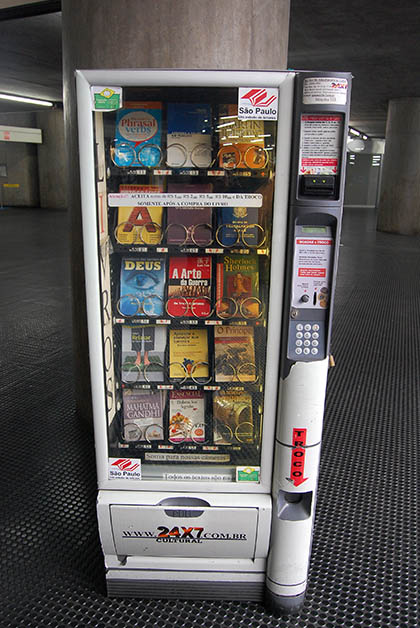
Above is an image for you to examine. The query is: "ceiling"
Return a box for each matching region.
[0,1,419,136]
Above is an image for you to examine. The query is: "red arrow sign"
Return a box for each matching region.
[288,428,308,486]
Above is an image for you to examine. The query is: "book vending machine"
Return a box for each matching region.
[76,69,351,612]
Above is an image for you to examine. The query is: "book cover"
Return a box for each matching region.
[122,389,166,442]
[121,325,166,383]
[166,182,213,246]
[119,257,165,318]
[169,390,206,443]
[167,103,212,168]
[213,389,253,444]
[214,325,256,383]
[217,206,260,248]
[167,256,212,318]
[169,328,209,380]
[116,184,163,246]
[216,254,259,318]
[114,102,162,167]
[218,104,265,169]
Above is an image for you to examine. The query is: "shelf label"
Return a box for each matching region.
[156,319,171,325]
[108,192,263,208]
[205,320,222,326]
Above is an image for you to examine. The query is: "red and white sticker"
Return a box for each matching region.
[299,114,342,175]
[238,87,278,120]
[108,458,141,480]
[288,428,308,487]
[303,77,348,105]
[293,237,333,309]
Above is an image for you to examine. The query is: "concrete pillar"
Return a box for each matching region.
[377,98,420,235]
[62,0,290,421]
[36,108,67,210]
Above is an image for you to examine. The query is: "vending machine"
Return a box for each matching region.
[76,69,351,612]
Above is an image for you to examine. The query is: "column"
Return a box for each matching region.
[377,98,420,235]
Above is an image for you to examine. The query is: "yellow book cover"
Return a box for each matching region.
[116,184,163,245]
[169,328,209,379]
[218,104,265,169]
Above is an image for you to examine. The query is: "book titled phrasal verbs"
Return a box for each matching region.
[119,257,165,318]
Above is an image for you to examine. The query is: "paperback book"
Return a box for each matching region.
[169,328,209,380]
[166,103,212,168]
[121,325,166,383]
[214,325,256,383]
[166,183,213,246]
[213,389,253,445]
[169,390,206,443]
[113,101,162,168]
[116,184,163,246]
[122,388,166,442]
[167,256,212,318]
[119,257,165,318]
[218,104,265,169]
[216,254,259,318]
[217,206,260,248]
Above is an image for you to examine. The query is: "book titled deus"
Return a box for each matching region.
[119,257,165,318]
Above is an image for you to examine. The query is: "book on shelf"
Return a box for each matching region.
[113,102,162,168]
[217,104,265,170]
[121,325,166,383]
[166,103,212,169]
[217,206,260,248]
[214,325,256,383]
[169,328,209,380]
[119,257,165,318]
[116,184,163,246]
[216,254,260,318]
[169,390,206,443]
[167,256,212,317]
[166,182,213,246]
[122,388,166,442]
[213,389,253,445]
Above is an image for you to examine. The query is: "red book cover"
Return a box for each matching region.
[167,256,212,318]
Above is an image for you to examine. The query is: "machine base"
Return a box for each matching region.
[265,588,306,614]
[107,577,264,601]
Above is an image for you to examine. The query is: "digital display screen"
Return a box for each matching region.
[301,227,327,234]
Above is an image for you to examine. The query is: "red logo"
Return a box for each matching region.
[241,88,277,107]
[111,458,140,471]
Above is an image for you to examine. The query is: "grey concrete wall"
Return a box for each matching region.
[36,108,67,209]
[62,0,290,421]
[377,98,420,235]
[0,111,39,207]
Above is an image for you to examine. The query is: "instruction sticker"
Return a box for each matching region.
[299,114,342,175]
[292,237,333,309]
[91,86,122,111]
[238,87,278,120]
[108,192,263,208]
[303,77,348,105]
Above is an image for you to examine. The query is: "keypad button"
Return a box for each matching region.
[296,340,303,347]
[304,332,311,339]
[296,324,303,331]
[304,340,311,347]
[295,347,302,355]
[303,348,310,355]
[304,324,312,331]
[296,332,303,339]
[312,340,319,347]
[311,348,318,355]
[313,324,320,331]
[312,332,319,339]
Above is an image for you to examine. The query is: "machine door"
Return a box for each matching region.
[80,72,293,488]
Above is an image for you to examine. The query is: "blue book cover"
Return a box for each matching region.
[119,257,166,318]
[166,103,212,168]
[217,206,260,247]
[113,102,162,167]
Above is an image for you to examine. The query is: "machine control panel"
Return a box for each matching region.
[287,225,333,362]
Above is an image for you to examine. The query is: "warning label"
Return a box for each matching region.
[292,237,333,309]
[299,115,342,175]
[298,268,326,278]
